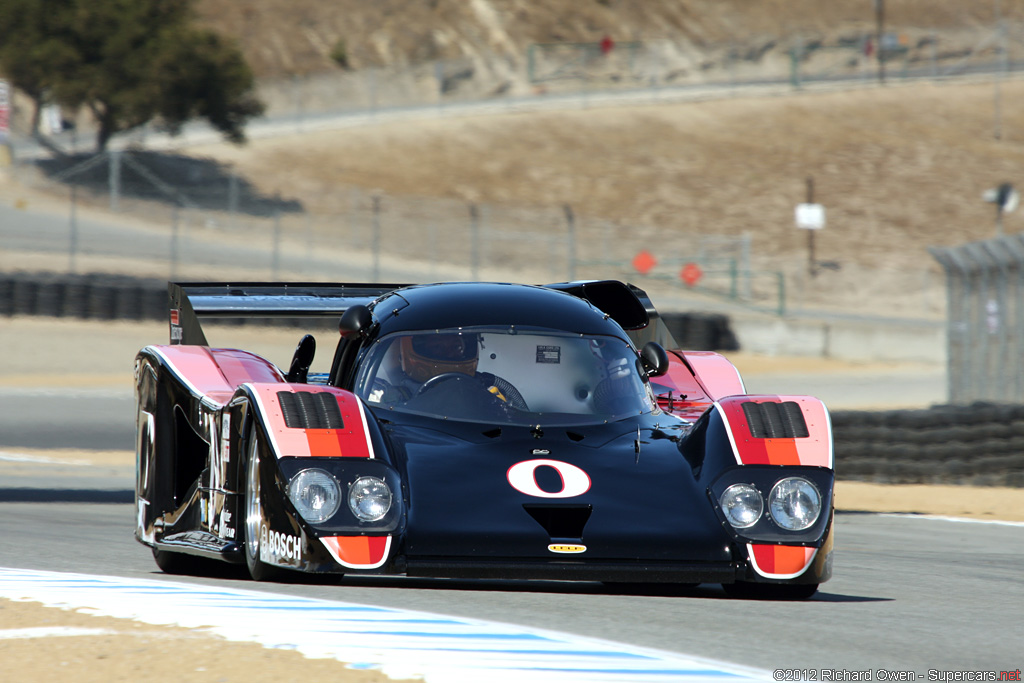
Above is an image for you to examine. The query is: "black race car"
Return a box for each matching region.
[135,280,833,599]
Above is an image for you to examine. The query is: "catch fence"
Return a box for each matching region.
[7,150,794,315]
[931,233,1024,404]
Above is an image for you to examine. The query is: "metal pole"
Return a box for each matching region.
[741,233,752,300]
[228,172,239,229]
[272,205,281,279]
[875,0,886,85]
[372,195,381,282]
[469,203,480,281]
[777,271,786,317]
[806,176,818,277]
[429,222,438,280]
[170,207,180,279]
[564,204,576,281]
[69,184,78,273]
[108,151,121,212]
[305,213,313,273]
[994,8,1007,141]
[791,37,803,89]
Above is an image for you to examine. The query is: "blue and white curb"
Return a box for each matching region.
[0,568,768,682]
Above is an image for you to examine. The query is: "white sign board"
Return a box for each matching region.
[983,186,1019,213]
[795,203,826,230]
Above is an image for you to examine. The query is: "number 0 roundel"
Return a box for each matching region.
[506,459,591,499]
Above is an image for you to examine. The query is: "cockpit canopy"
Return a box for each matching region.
[354,326,655,427]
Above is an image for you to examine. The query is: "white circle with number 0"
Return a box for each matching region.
[506,459,591,498]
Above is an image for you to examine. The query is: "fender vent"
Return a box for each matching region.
[278,391,344,430]
[742,401,808,439]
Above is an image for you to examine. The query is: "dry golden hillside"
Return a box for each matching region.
[194,0,1024,78]
[187,77,1024,317]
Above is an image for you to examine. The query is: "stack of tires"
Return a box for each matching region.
[660,312,740,351]
[0,271,166,321]
[832,403,1024,486]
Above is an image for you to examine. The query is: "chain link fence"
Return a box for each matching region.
[8,150,802,314]
[931,233,1024,404]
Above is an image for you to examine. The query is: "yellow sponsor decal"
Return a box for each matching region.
[547,543,587,554]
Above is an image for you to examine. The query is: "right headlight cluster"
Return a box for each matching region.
[719,477,821,531]
[288,469,393,524]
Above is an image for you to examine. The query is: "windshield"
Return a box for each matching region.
[353,327,655,427]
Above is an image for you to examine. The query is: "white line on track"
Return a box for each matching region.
[0,568,769,683]
[879,513,1024,528]
[0,451,88,465]
[0,626,116,640]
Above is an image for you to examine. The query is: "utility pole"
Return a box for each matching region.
[806,177,817,277]
[994,0,1007,140]
[874,0,886,84]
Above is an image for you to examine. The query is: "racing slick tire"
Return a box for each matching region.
[722,581,819,600]
[243,425,285,582]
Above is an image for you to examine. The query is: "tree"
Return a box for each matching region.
[0,0,263,152]
[0,0,80,137]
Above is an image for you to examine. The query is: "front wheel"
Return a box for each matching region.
[722,582,819,600]
[243,425,284,582]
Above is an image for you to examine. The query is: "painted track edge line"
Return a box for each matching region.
[0,567,772,682]
[878,513,1024,527]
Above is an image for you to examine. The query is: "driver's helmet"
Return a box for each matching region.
[400,333,478,383]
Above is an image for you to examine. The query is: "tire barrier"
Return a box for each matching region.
[660,312,740,352]
[832,402,1024,487]
[0,271,167,321]
[4,274,746,350]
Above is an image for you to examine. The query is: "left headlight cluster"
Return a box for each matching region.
[719,477,821,532]
[287,469,392,525]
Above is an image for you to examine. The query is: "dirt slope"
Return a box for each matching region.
[186,79,1024,317]
[194,0,1024,78]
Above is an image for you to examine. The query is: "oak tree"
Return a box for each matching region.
[0,0,264,151]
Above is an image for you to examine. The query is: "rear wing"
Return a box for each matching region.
[168,282,407,345]
[167,279,675,348]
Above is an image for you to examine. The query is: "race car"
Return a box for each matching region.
[134,280,833,599]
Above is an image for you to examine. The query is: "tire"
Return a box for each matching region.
[243,425,285,582]
[723,581,819,600]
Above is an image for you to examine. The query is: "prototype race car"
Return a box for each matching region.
[134,280,833,599]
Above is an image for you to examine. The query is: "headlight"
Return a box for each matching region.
[287,468,341,523]
[348,476,392,522]
[719,483,763,529]
[769,477,821,531]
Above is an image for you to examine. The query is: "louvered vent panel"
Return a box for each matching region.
[277,391,345,430]
[741,401,809,438]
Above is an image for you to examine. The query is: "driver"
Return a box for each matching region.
[400,334,477,383]
[369,332,527,409]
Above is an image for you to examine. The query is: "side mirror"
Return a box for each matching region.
[640,341,669,378]
[286,334,316,383]
[338,304,373,338]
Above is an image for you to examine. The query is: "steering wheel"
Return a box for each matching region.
[415,372,476,397]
